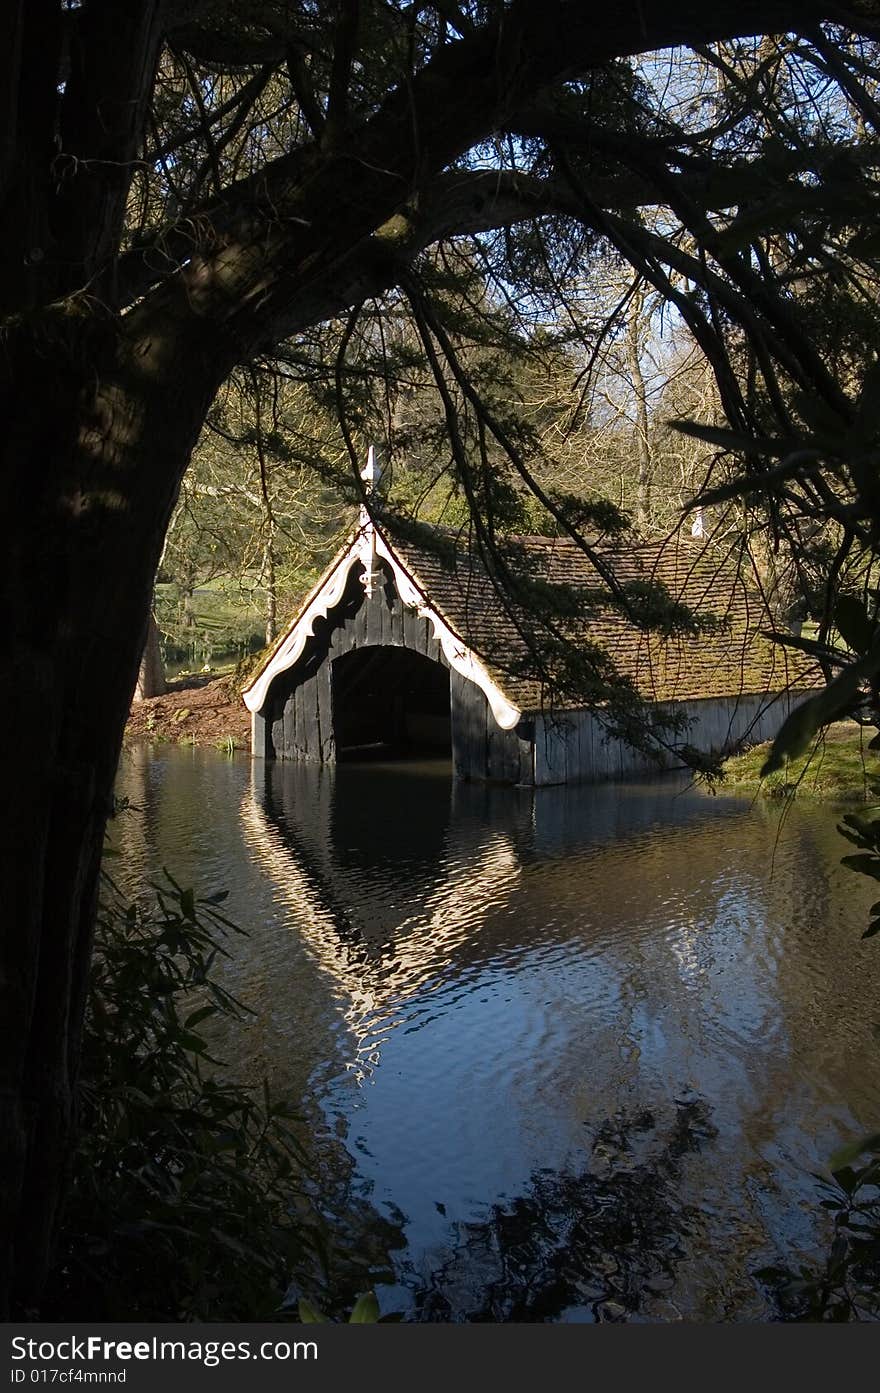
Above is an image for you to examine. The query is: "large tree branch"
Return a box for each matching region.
[165,1,324,71]
[8,0,880,324]
[66,2,880,361]
[5,1,167,312]
[114,124,880,344]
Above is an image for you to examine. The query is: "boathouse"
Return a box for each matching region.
[243,506,813,786]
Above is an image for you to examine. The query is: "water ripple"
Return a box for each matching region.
[113,746,880,1320]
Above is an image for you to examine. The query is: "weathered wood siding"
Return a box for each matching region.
[532,691,802,786]
[260,562,526,779]
[449,670,532,783]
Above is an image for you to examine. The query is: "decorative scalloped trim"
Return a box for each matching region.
[243,540,363,714]
[242,525,522,731]
[371,533,521,729]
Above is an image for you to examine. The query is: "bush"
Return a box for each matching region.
[44,873,327,1320]
[758,1137,880,1320]
[759,797,880,1320]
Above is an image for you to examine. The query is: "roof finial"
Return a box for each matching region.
[361,444,381,493]
[359,446,382,596]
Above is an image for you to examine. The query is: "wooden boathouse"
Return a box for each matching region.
[243,494,813,787]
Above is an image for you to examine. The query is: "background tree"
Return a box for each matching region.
[158,368,347,666]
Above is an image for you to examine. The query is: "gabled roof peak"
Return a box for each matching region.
[242,522,522,729]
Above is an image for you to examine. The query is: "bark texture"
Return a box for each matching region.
[0,310,227,1314]
[135,612,167,701]
[626,285,653,532]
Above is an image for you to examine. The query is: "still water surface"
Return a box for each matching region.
[113,744,880,1321]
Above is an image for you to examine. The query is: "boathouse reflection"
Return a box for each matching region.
[242,761,526,1079]
[240,761,740,1082]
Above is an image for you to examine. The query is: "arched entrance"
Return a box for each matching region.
[331,646,451,759]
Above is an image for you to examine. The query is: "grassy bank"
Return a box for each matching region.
[723,723,879,802]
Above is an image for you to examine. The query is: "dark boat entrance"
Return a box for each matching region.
[332,646,452,760]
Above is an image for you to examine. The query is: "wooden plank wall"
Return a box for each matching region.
[263,563,530,781]
[447,672,531,783]
[532,690,804,786]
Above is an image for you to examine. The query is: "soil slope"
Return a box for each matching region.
[125,674,251,751]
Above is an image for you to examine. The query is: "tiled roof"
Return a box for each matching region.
[388,528,818,711]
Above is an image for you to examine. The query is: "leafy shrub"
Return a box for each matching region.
[758,1136,880,1320]
[756,788,880,1320]
[44,873,326,1320]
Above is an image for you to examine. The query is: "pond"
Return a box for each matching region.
[112,743,880,1321]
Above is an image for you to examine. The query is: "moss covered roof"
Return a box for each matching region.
[389,528,818,712]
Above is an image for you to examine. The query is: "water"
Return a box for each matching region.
[112,743,880,1321]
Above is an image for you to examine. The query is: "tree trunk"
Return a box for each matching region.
[750,531,804,634]
[134,610,166,701]
[626,284,653,532]
[182,585,197,628]
[0,315,224,1318]
[264,533,277,646]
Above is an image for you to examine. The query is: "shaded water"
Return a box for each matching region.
[113,744,880,1321]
